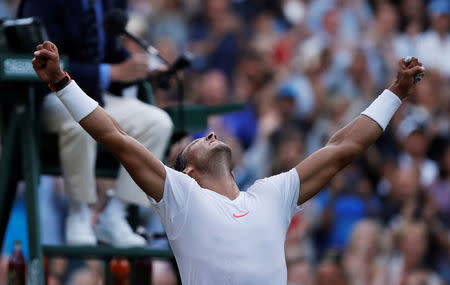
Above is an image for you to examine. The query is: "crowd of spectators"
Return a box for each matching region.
[1,0,449,284]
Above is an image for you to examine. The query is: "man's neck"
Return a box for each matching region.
[196,168,240,200]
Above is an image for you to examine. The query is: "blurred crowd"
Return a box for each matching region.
[1,0,450,284]
[152,0,450,283]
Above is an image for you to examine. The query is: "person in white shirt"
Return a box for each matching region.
[416,0,450,78]
[32,41,425,285]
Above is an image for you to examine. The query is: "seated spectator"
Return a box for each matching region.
[277,71,316,122]
[270,127,305,175]
[428,142,450,226]
[406,268,442,285]
[364,2,399,77]
[381,166,434,227]
[316,257,346,285]
[394,0,426,58]
[397,117,438,188]
[194,49,271,150]
[149,0,188,53]
[315,168,376,253]
[342,219,383,285]
[189,0,242,79]
[382,222,441,285]
[287,258,315,285]
[416,0,450,78]
[196,69,229,106]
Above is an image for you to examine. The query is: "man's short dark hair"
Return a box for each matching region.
[174,151,187,172]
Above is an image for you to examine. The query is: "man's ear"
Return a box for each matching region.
[183,166,194,177]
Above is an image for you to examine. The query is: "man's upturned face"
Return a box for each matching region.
[183,132,232,173]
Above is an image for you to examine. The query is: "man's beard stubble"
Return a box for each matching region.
[208,143,233,171]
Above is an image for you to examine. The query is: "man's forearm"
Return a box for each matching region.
[55,80,166,199]
[328,89,402,166]
[326,115,383,168]
[296,88,403,205]
[55,80,125,151]
[296,115,384,204]
[79,107,129,153]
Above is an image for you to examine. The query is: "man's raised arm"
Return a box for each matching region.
[32,41,166,202]
[295,58,425,205]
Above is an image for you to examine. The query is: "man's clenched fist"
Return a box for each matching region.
[388,56,425,100]
[32,41,66,84]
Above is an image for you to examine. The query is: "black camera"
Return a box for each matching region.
[0,17,48,53]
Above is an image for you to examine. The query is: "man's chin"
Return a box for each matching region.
[211,141,232,154]
[208,142,233,170]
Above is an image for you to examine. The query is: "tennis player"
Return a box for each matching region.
[32,41,424,284]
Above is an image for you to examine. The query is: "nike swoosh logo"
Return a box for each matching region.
[233,211,249,218]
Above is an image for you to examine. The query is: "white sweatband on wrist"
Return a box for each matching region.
[56,80,99,122]
[361,89,402,131]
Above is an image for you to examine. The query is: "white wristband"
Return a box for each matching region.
[361,89,402,131]
[56,80,98,122]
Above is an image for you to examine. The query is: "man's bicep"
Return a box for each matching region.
[295,145,342,205]
[116,135,166,201]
